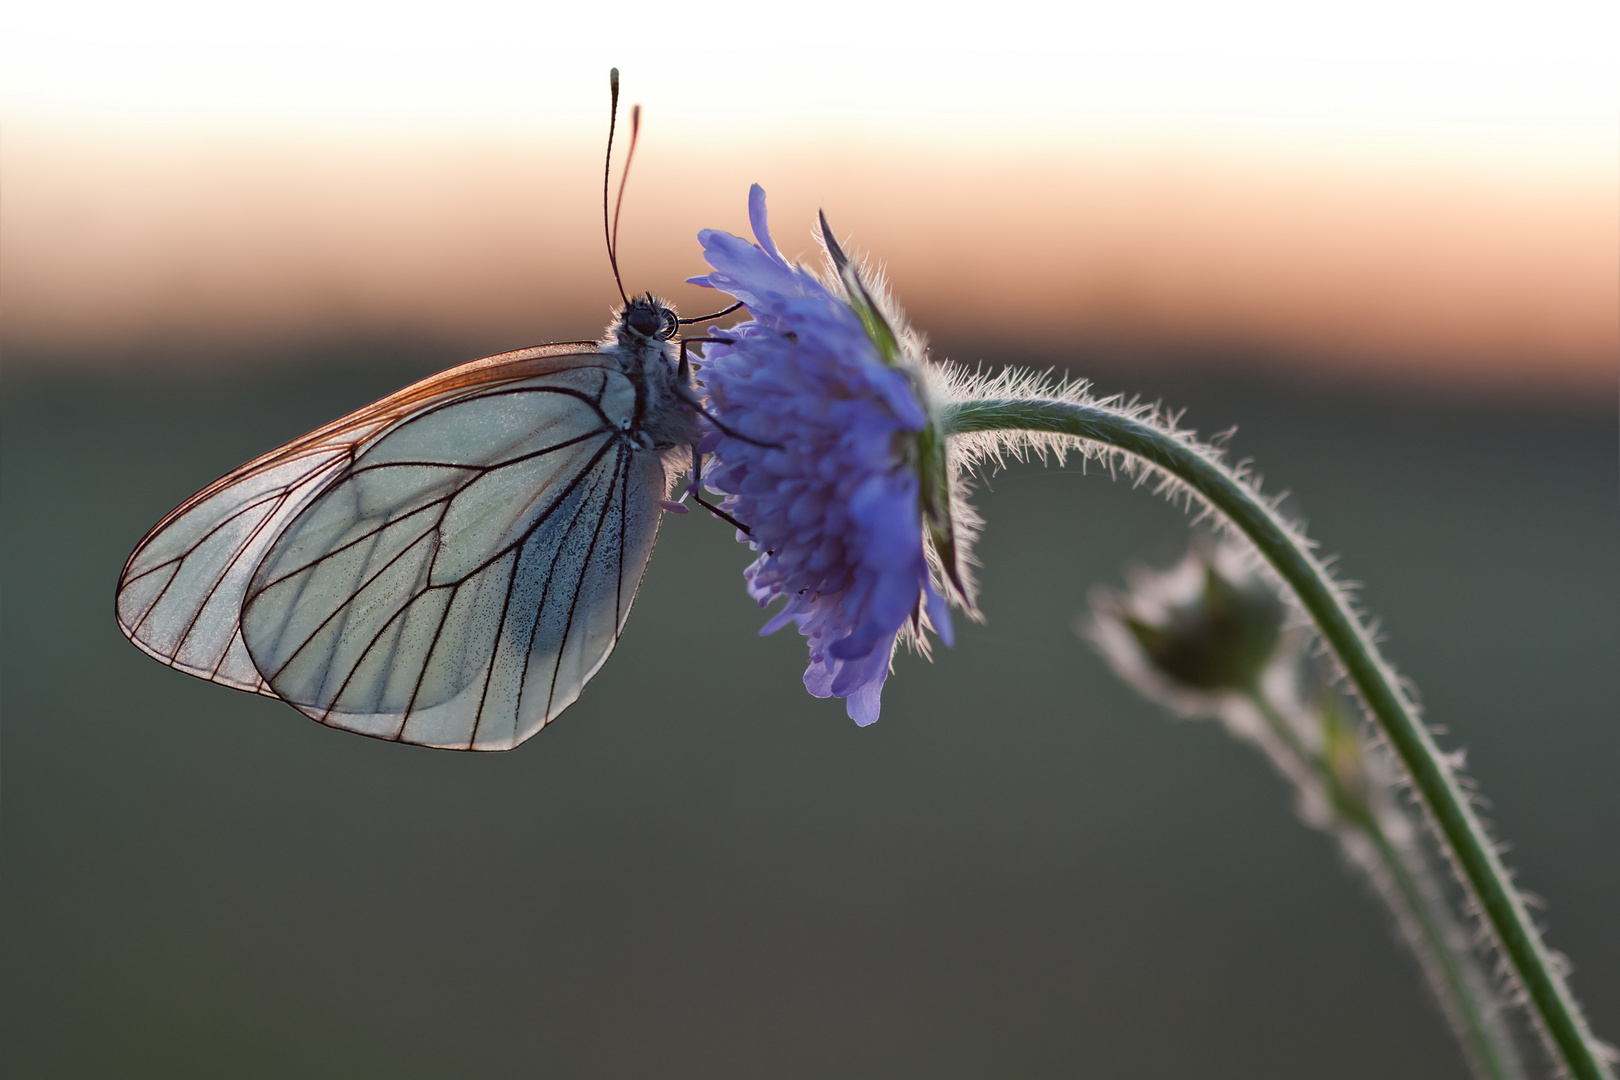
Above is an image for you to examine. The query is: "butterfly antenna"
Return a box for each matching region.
[603,68,629,306]
[609,104,643,304]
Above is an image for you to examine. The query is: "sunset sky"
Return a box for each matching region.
[3,0,1615,391]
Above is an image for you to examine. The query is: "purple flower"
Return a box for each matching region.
[689,185,954,725]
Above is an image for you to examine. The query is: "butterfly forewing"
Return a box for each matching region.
[118,425,391,694]
[116,345,672,750]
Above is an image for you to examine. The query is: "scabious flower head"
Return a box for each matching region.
[688,185,959,725]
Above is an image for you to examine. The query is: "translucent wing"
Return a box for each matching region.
[116,344,670,750]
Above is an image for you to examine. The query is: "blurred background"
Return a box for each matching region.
[3,1,1615,1076]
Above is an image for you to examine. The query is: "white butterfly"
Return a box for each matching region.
[115,71,740,751]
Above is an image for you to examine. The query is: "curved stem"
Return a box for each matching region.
[1245,691,1523,1080]
[1364,810,1524,1080]
[942,398,1611,1080]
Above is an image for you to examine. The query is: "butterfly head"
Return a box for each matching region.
[620,294,680,342]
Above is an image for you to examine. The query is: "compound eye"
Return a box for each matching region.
[625,303,661,337]
[658,308,680,340]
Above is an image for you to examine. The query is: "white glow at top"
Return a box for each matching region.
[2,0,1614,161]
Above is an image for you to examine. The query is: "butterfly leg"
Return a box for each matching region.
[684,441,752,535]
[674,336,783,451]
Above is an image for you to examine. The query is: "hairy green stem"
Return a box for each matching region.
[942,398,1611,1080]
[1362,804,1524,1080]
[1245,691,1522,1080]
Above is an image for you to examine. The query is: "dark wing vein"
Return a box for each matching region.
[511,444,624,729]
[545,445,627,719]
[124,485,298,641]
[263,514,446,684]
[467,551,523,749]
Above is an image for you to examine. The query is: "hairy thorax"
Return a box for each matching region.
[607,322,704,456]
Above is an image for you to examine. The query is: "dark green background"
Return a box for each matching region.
[4,340,1615,1078]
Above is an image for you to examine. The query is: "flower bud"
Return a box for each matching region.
[1093,542,1289,697]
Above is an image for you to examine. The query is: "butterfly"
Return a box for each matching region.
[115,70,743,751]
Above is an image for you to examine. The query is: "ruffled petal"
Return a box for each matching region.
[748,183,783,262]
